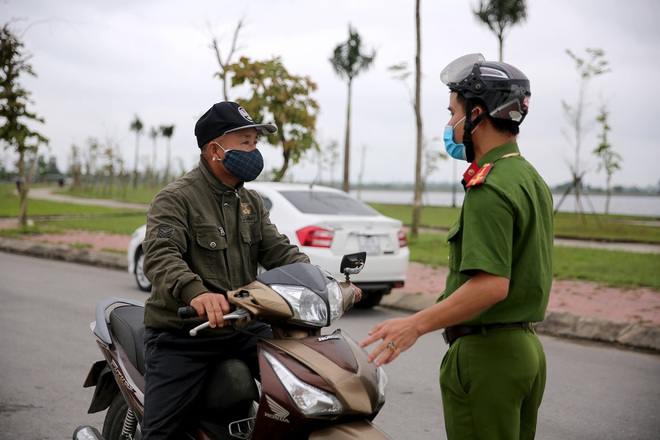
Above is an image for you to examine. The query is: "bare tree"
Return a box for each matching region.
[554,48,610,219]
[68,144,82,191]
[385,0,425,238]
[593,105,621,215]
[309,139,339,185]
[330,24,376,193]
[412,0,423,238]
[473,0,527,61]
[210,19,245,101]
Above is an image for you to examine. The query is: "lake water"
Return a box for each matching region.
[350,189,660,218]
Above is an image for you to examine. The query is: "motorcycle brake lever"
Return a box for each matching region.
[189,307,250,336]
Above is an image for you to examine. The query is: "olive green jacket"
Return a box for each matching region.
[142,157,309,332]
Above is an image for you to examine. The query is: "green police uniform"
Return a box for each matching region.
[142,157,309,333]
[438,141,553,440]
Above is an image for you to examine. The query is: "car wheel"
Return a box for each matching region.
[134,247,152,292]
[354,289,387,309]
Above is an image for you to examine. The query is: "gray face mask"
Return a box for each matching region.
[215,144,264,182]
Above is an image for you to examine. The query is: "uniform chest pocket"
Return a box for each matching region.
[446,222,462,271]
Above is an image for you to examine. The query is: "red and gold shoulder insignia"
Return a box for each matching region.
[466,163,493,187]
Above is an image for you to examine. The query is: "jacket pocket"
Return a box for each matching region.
[242,223,263,264]
[194,224,227,281]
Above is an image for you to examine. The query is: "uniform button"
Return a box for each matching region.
[210,242,217,249]
[468,169,476,177]
[223,203,229,209]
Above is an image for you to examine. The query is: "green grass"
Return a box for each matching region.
[407,232,660,290]
[553,247,660,290]
[1,183,659,290]
[62,185,158,204]
[370,202,660,244]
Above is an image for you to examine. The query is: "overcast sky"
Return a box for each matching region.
[4,0,660,189]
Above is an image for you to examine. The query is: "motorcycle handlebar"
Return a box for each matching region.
[178,306,251,336]
[178,306,198,319]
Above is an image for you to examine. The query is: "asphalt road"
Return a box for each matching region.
[1,252,659,439]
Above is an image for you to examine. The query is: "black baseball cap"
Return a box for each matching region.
[194,101,277,148]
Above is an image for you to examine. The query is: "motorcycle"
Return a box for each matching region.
[73,252,392,439]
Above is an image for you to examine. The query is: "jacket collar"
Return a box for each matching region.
[477,141,520,167]
[462,141,520,185]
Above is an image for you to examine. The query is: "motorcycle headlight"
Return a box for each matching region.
[327,279,344,322]
[377,366,388,405]
[271,284,328,327]
[263,350,344,417]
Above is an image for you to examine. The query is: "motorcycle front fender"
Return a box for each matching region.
[309,420,392,440]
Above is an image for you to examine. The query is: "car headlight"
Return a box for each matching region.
[270,284,328,327]
[377,366,388,405]
[263,350,343,417]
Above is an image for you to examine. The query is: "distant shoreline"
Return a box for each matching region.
[348,188,660,218]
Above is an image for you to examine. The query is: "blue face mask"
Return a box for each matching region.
[443,116,467,161]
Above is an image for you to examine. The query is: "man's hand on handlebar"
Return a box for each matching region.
[190,292,231,328]
[351,284,362,303]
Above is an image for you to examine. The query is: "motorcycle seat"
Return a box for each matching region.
[109,305,146,375]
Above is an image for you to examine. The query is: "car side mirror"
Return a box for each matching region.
[340,252,367,281]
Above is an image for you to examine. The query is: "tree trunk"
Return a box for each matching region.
[276,143,291,182]
[411,0,423,239]
[132,134,140,190]
[165,139,171,183]
[605,173,612,215]
[342,80,353,193]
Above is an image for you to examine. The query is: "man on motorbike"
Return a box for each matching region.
[141,101,325,439]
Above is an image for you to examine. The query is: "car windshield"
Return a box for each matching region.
[279,190,378,216]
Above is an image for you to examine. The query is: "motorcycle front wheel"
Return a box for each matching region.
[103,393,140,440]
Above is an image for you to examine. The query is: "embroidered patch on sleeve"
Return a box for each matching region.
[157,225,175,238]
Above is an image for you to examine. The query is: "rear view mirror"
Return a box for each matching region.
[340,252,367,279]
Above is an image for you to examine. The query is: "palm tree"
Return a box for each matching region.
[473,0,527,61]
[149,126,159,185]
[330,24,376,192]
[160,125,175,183]
[130,115,143,190]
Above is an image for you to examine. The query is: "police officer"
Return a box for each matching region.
[361,54,553,440]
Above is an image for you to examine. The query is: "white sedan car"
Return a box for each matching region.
[128,182,409,308]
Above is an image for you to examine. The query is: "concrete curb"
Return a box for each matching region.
[0,237,127,270]
[381,291,660,353]
[1,237,658,353]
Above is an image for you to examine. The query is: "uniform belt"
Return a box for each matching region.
[442,322,533,346]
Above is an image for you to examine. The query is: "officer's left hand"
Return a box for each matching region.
[360,316,420,366]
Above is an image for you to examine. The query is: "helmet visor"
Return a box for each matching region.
[440,53,486,85]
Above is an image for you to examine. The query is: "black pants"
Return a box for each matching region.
[141,323,272,440]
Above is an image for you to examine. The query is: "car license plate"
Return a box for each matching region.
[359,235,381,255]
